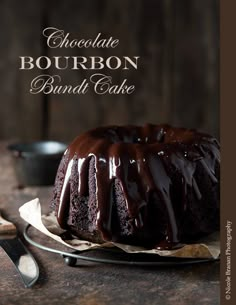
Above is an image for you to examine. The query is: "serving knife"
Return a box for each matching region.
[0,211,39,288]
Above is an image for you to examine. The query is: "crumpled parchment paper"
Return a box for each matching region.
[19,198,220,259]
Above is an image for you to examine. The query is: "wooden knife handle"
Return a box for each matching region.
[0,212,17,234]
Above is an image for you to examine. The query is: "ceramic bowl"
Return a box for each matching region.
[8,141,67,186]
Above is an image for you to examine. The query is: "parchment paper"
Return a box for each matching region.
[19,198,220,259]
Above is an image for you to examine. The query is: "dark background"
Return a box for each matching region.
[0,0,219,142]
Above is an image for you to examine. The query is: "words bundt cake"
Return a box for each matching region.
[50,124,220,249]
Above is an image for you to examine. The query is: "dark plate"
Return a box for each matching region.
[24,224,219,267]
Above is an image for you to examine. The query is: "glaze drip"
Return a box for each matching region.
[53,124,220,249]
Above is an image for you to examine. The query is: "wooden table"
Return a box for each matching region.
[0,142,220,305]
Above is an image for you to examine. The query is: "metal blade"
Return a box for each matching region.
[0,237,39,288]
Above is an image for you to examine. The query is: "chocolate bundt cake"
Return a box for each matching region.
[51,124,220,249]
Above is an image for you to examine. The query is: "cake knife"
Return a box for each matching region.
[0,211,39,288]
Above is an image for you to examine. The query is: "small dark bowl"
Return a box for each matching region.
[8,141,67,186]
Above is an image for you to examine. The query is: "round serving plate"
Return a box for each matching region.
[23,224,219,267]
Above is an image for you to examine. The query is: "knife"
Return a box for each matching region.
[0,211,39,288]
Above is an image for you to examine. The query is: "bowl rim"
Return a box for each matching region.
[7,140,68,157]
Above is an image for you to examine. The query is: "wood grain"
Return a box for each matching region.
[0,0,43,141]
[0,0,219,141]
[0,211,17,234]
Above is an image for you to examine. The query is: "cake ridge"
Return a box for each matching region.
[51,123,220,249]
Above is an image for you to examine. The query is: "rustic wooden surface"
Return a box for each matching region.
[0,0,43,141]
[0,0,219,142]
[0,142,220,304]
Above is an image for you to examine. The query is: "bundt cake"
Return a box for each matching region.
[50,124,220,249]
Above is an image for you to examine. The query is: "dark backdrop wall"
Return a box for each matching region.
[0,0,219,142]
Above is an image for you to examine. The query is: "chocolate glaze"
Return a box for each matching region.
[53,124,220,249]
